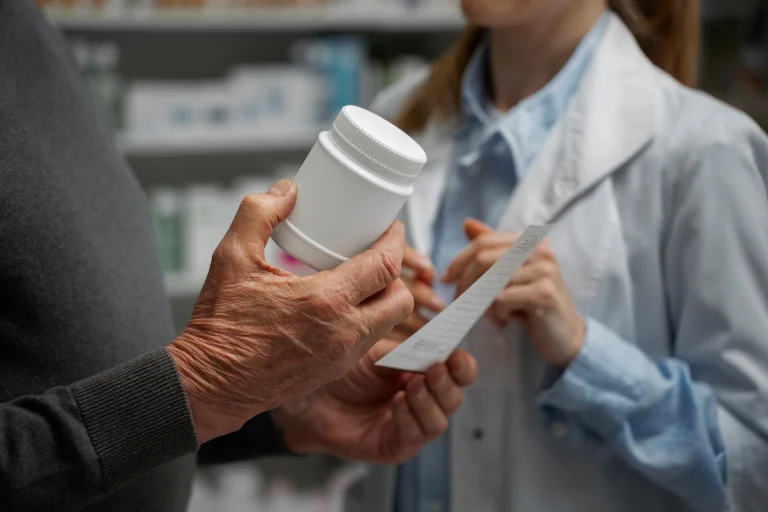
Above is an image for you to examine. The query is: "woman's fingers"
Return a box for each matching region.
[403,246,436,284]
[399,312,431,334]
[492,279,558,318]
[455,246,508,297]
[443,234,517,284]
[410,280,446,312]
[388,328,410,342]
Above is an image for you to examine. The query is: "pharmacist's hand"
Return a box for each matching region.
[168,179,414,444]
[275,339,476,463]
[444,218,585,369]
[389,247,445,342]
[442,219,519,299]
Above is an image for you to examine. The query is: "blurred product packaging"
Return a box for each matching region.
[70,39,122,129]
[148,168,315,290]
[124,36,369,137]
[293,36,368,121]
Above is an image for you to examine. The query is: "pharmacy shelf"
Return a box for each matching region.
[165,275,202,298]
[118,128,319,157]
[45,5,465,32]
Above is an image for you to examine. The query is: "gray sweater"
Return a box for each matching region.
[0,2,286,510]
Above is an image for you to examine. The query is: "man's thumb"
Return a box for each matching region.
[227,179,298,253]
[464,218,493,241]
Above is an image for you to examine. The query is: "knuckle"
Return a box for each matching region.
[240,193,268,215]
[212,240,238,264]
[536,279,558,304]
[477,235,495,250]
[377,249,402,283]
[430,416,449,436]
[310,289,348,319]
[541,261,558,277]
[448,392,464,414]
[477,250,495,269]
[393,280,416,322]
[539,241,557,260]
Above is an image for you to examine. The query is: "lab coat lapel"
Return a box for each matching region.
[497,13,656,233]
[405,121,456,255]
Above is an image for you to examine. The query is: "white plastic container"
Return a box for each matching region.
[271,105,427,271]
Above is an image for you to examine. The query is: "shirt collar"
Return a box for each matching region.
[459,10,610,136]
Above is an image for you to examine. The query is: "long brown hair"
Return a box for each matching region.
[395,0,701,134]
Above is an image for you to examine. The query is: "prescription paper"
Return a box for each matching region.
[376,225,551,372]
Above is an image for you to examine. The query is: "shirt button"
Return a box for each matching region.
[427,501,443,512]
[550,421,568,438]
[493,141,506,154]
[473,428,484,440]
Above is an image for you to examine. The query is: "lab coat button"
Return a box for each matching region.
[473,428,484,440]
[550,421,568,438]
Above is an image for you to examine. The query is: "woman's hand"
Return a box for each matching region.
[443,219,586,368]
[389,247,446,342]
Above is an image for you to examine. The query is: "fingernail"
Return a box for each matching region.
[417,254,433,271]
[414,379,427,399]
[268,179,294,197]
[431,296,447,310]
[436,368,449,387]
[450,356,464,374]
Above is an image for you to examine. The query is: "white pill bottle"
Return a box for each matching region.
[271,105,427,271]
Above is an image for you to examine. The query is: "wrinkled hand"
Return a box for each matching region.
[168,180,414,443]
[389,247,446,342]
[443,218,586,369]
[275,339,476,463]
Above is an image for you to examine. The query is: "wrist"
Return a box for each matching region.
[553,315,587,369]
[167,337,244,444]
[273,405,322,455]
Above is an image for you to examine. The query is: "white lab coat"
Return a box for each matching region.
[348,12,768,512]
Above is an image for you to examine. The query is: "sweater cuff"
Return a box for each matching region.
[71,348,198,490]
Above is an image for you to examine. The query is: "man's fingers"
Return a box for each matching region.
[328,221,407,305]
[226,180,298,255]
[425,365,464,415]
[446,350,477,387]
[392,391,424,449]
[358,279,415,344]
[405,377,449,439]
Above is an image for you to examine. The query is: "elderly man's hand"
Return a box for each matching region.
[274,340,476,463]
[168,180,414,444]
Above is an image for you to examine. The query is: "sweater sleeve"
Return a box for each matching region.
[0,348,199,512]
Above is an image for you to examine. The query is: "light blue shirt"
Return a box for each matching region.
[395,12,617,512]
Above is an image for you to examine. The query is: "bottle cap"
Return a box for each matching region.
[329,105,427,186]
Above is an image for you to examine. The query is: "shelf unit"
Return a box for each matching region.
[45,4,465,32]
[119,127,318,157]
